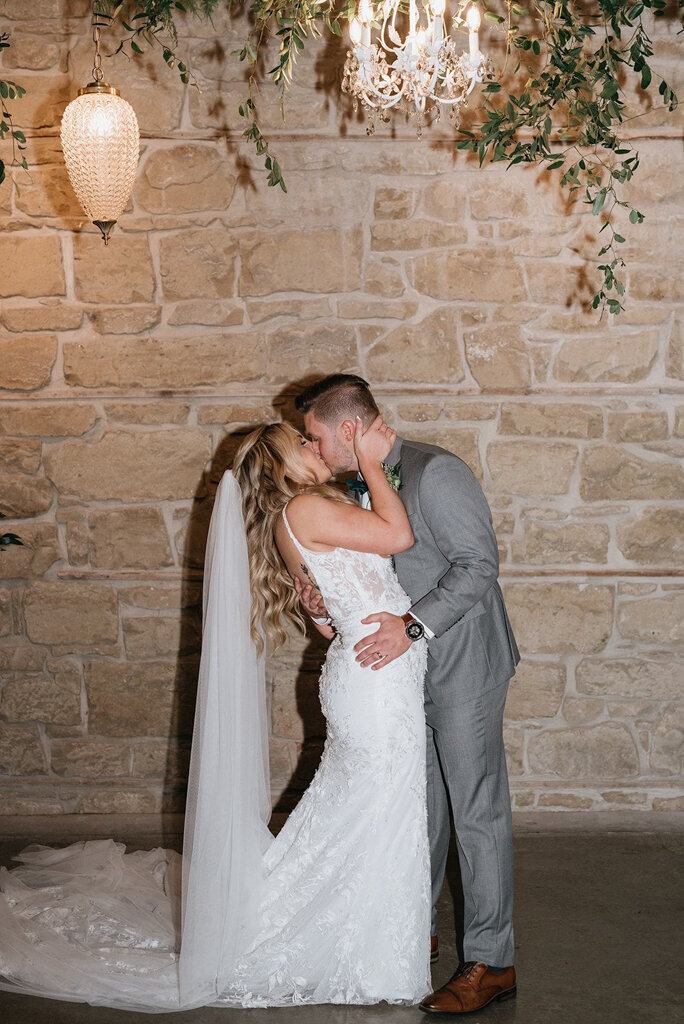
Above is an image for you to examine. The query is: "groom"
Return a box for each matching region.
[295,374,520,1015]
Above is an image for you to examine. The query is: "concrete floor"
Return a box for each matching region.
[0,816,682,1024]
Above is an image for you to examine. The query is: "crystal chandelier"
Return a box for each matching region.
[343,0,492,132]
[60,6,139,244]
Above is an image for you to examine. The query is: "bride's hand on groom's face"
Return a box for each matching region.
[354,612,411,670]
[294,577,328,619]
[353,415,396,465]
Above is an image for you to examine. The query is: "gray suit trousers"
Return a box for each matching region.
[382,436,518,967]
[425,679,514,967]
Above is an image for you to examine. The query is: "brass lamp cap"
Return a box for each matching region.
[78,82,120,97]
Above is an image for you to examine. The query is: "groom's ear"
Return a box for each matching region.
[340,419,356,443]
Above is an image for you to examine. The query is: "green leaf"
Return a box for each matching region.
[130,40,144,54]
[640,64,651,89]
[592,189,606,215]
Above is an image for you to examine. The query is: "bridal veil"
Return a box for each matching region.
[0,471,272,1012]
[179,470,271,1007]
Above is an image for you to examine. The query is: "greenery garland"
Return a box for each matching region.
[1,2,682,312]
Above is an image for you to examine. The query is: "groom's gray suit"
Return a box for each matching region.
[387,436,519,968]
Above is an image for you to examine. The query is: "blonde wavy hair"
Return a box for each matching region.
[232,421,354,652]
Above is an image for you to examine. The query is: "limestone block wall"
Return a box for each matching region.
[0,3,682,816]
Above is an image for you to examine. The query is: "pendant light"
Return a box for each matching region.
[60,5,139,244]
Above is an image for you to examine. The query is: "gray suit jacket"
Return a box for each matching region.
[389,438,520,707]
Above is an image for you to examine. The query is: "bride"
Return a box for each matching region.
[0,415,431,1012]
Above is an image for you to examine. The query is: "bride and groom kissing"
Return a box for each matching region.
[0,373,520,1016]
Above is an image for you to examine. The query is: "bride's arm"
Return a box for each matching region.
[288,417,414,556]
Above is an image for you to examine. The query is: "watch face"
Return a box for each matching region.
[406,620,425,641]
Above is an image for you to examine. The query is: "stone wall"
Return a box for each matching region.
[0,2,682,816]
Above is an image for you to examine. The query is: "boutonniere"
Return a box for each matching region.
[382,462,402,492]
[346,462,402,497]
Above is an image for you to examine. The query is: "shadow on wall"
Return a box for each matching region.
[168,382,332,825]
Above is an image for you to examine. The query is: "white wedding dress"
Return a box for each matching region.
[0,478,430,1012]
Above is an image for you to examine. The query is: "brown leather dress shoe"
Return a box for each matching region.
[430,935,440,964]
[420,961,516,1014]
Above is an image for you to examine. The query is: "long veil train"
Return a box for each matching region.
[0,472,272,1012]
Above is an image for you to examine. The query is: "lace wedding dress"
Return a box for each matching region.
[0,480,430,1012]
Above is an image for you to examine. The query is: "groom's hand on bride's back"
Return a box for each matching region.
[354,612,411,670]
[294,577,329,619]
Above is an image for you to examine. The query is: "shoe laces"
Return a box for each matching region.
[452,961,480,983]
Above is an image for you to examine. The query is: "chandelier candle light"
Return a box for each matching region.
[60,7,139,245]
[343,0,491,132]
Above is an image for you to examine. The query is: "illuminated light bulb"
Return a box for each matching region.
[357,0,373,44]
[465,2,481,31]
[350,17,363,44]
[466,2,481,59]
[358,0,373,23]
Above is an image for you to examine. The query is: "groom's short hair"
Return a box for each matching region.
[295,374,379,428]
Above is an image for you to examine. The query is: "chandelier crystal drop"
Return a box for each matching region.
[60,7,139,244]
[342,0,493,133]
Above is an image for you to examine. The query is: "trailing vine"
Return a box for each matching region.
[101,1,220,85]
[457,0,680,313]
[0,33,28,188]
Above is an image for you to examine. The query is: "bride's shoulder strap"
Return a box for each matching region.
[281,495,319,554]
[281,500,297,544]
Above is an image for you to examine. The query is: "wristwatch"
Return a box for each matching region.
[402,612,425,642]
